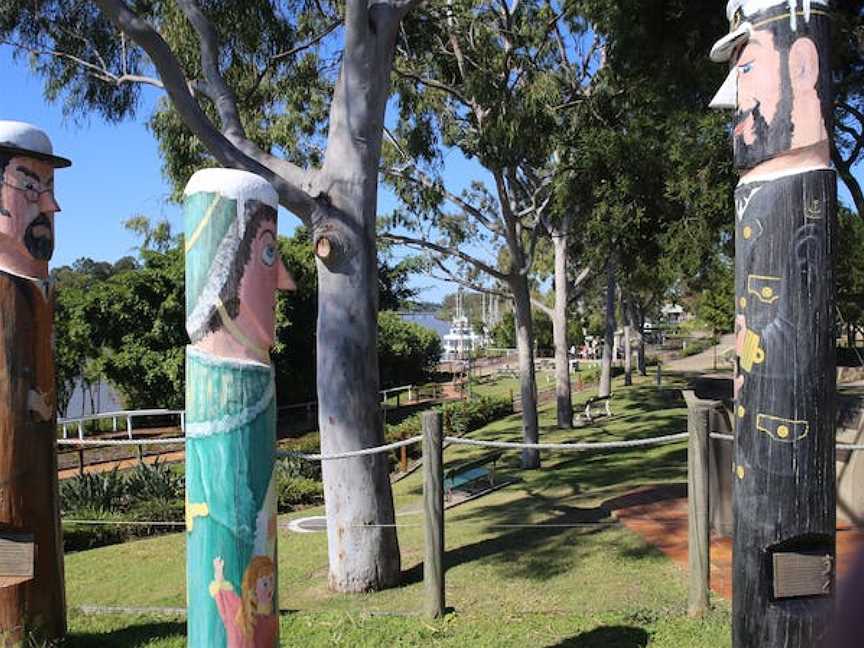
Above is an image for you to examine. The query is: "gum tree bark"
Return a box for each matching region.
[89,0,420,592]
[311,5,403,587]
[598,261,616,398]
[512,277,540,469]
[622,293,633,386]
[551,227,573,428]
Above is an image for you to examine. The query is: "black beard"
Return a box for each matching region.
[24,213,54,261]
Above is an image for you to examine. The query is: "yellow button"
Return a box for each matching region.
[739,297,747,309]
[736,465,745,480]
[761,286,774,299]
[743,226,752,239]
[737,405,745,418]
[777,425,790,439]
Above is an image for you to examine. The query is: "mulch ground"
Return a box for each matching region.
[608,484,864,600]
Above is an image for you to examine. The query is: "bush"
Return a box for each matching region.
[276,475,324,512]
[60,469,127,513]
[378,311,443,388]
[384,395,513,465]
[125,460,184,503]
[441,396,513,437]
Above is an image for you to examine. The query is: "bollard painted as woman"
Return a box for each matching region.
[183,168,294,648]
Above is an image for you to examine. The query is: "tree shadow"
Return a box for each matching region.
[67,620,185,647]
[547,625,649,647]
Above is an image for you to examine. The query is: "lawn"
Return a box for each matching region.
[63,371,731,647]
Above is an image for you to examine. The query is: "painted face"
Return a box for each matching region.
[0,156,59,263]
[255,572,275,610]
[235,223,292,352]
[732,29,794,167]
[729,23,827,170]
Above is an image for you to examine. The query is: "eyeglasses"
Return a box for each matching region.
[1,177,54,204]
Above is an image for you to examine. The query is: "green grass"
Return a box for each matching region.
[63,372,731,646]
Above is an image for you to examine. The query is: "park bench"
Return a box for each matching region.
[444,451,504,501]
[578,394,613,424]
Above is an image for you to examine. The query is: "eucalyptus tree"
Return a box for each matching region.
[382,1,600,464]
[0,0,422,591]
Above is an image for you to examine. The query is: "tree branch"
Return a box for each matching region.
[382,232,509,281]
[429,258,510,298]
[175,0,247,142]
[2,39,164,89]
[92,0,316,221]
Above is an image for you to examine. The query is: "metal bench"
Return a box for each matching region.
[444,451,503,501]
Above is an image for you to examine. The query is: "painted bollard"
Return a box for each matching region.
[0,121,69,642]
[184,169,294,647]
[710,2,836,646]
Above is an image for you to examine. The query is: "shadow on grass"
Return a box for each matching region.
[68,620,185,647]
[547,625,649,647]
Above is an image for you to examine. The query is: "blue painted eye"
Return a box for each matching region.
[738,62,754,74]
[261,244,276,267]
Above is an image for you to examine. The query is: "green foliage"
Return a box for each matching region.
[491,309,552,352]
[837,206,864,327]
[385,395,513,455]
[377,311,443,388]
[125,461,184,504]
[59,469,127,514]
[275,475,324,512]
[441,396,514,437]
[696,263,735,335]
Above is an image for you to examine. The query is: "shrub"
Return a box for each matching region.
[276,476,324,512]
[378,311,443,387]
[384,395,513,465]
[125,460,184,503]
[60,469,127,514]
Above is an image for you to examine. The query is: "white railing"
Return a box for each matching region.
[58,409,185,441]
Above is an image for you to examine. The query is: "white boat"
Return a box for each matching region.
[442,315,486,359]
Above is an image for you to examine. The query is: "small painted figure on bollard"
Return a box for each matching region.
[184,168,294,648]
[0,121,71,642]
[710,2,836,647]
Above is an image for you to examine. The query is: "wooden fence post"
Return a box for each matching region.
[422,410,445,618]
[655,363,662,386]
[684,391,713,618]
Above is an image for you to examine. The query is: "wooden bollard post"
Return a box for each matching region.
[184,169,287,646]
[655,363,662,386]
[683,391,714,618]
[0,121,70,639]
[400,445,408,474]
[711,4,836,646]
[422,411,445,618]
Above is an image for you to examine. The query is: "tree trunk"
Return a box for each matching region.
[552,232,572,428]
[314,6,402,592]
[622,295,633,387]
[0,273,65,641]
[636,304,647,376]
[512,277,540,469]
[599,262,616,398]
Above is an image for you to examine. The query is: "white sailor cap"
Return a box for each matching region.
[710,0,829,63]
[708,0,830,110]
[0,120,71,168]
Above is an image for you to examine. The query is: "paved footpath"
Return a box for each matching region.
[610,486,864,600]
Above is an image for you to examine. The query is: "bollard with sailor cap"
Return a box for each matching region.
[0,121,70,642]
[710,2,837,646]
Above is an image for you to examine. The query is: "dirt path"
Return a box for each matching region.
[663,333,736,374]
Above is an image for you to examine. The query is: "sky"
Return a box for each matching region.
[1,46,860,306]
